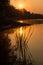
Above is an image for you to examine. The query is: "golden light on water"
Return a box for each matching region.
[20,27,22,35]
[19,20,23,23]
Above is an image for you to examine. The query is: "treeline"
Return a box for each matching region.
[4,6,43,20]
[11,8,43,20]
[0,4,43,20]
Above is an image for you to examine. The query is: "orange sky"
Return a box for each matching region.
[10,0,43,14]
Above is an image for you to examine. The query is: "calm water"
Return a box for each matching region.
[4,20,43,65]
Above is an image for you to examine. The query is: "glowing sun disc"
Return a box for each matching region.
[18,4,23,9]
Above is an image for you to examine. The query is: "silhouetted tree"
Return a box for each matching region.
[0,0,10,5]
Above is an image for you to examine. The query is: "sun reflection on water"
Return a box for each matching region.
[20,27,22,36]
[18,20,23,23]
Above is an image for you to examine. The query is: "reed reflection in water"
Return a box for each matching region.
[8,24,43,65]
[7,25,33,64]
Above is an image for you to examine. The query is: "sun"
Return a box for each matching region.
[18,4,23,9]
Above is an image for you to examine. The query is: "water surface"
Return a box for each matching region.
[3,19,43,65]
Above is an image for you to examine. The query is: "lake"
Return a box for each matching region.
[1,19,43,65]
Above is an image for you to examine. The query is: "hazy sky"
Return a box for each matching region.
[10,0,43,14]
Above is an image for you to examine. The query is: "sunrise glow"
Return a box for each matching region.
[18,4,23,9]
